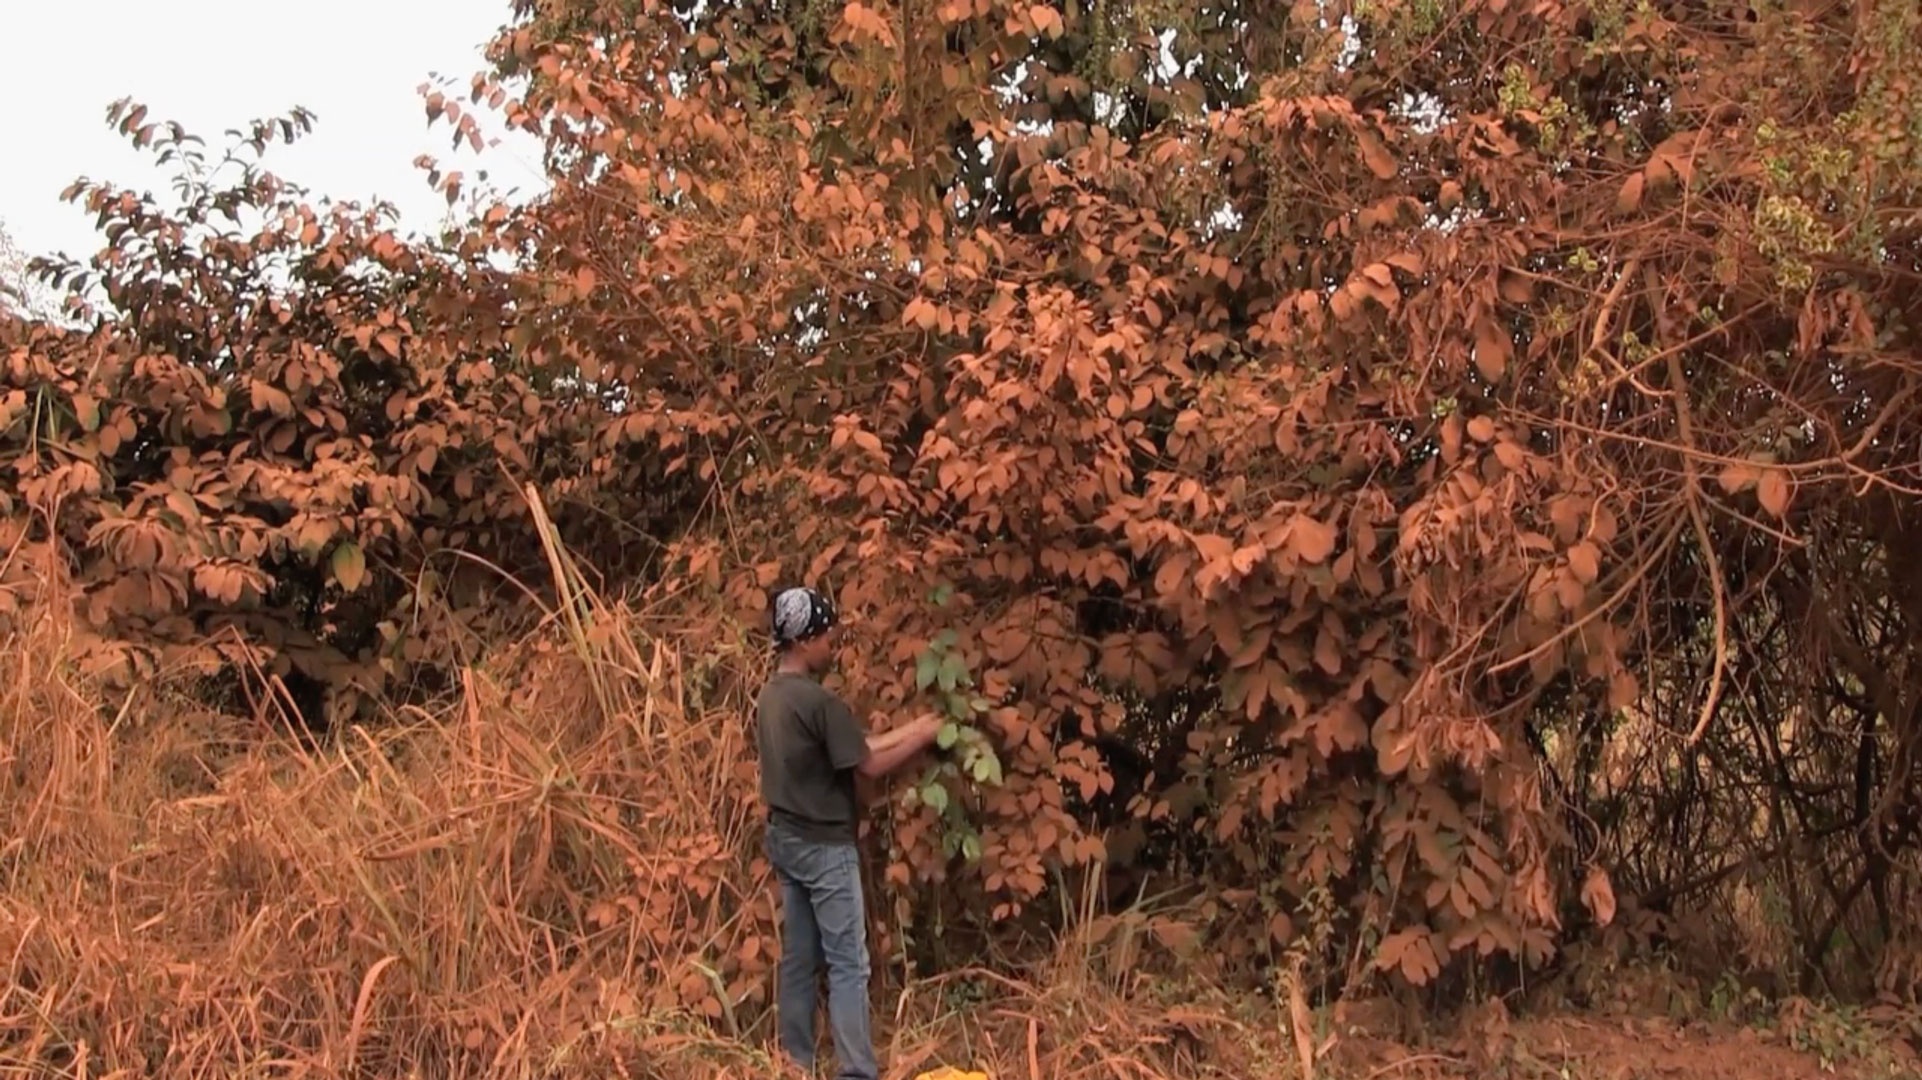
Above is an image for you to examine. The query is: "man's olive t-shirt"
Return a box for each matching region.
[756,672,868,844]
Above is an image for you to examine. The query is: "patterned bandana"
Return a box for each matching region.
[771,586,838,649]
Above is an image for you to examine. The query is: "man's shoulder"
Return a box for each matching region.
[759,672,838,711]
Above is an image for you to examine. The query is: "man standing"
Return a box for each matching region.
[756,585,943,1080]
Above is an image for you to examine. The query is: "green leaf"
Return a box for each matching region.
[915,652,938,691]
[937,652,966,692]
[953,735,1001,785]
[931,583,953,607]
[933,629,958,652]
[969,696,991,714]
[921,781,949,815]
[944,692,972,720]
[960,833,982,862]
[331,540,367,592]
[937,722,960,750]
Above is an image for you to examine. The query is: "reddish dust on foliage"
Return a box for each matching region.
[6,0,1922,1009]
[5,0,1922,1073]
[0,559,1914,1075]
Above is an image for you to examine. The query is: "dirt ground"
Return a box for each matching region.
[1325,1011,1922,1080]
[873,985,1922,1080]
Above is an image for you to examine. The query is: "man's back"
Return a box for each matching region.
[756,672,866,844]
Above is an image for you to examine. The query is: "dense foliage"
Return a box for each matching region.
[6,0,1922,1005]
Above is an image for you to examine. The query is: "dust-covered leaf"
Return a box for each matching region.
[1374,929,1441,985]
[1615,172,1645,215]
[1757,468,1792,518]
[331,540,367,592]
[1580,866,1617,927]
[1356,130,1398,180]
[1567,541,1601,585]
[1291,516,1338,564]
[1474,317,1512,381]
[1716,461,1760,494]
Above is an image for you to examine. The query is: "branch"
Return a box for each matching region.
[1666,350,1728,746]
[1586,253,1662,396]
[1630,815,1865,913]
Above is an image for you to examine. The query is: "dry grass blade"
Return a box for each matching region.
[346,955,403,1072]
[1288,964,1318,1080]
[522,481,618,725]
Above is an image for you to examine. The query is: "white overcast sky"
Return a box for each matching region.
[1,0,549,262]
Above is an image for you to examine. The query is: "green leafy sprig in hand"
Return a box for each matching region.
[901,615,1004,863]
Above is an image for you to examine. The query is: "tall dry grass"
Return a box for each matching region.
[0,572,778,1076]
[0,505,1289,1079]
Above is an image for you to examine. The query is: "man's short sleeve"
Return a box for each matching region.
[820,693,869,771]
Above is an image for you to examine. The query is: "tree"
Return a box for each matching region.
[460,0,1922,993]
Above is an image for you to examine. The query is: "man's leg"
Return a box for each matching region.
[806,844,878,1080]
[769,837,824,1072]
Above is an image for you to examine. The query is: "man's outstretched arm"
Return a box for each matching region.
[865,715,930,754]
[826,705,943,780]
[856,714,942,778]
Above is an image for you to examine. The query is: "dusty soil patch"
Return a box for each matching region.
[1325,1012,1920,1080]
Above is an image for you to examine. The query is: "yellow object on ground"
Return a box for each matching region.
[912,1069,989,1080]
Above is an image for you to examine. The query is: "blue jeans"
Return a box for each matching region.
[764,825,877,1080]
